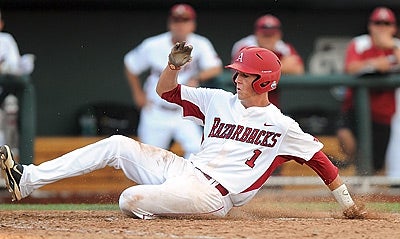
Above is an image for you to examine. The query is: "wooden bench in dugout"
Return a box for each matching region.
[33,136,355,193]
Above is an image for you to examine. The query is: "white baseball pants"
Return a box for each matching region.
[19,135,233,219]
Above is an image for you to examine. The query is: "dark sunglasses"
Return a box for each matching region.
[371,21,394,26]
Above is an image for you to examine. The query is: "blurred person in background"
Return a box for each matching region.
[124,3,222,158]
[0,9,34,155]
[0,9,34,77]
[231,14,304,106]
[336,6,400,175]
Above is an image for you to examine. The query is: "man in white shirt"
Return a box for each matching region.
[0,10,34,76]
[124,3,222,158]
[0,11,20,75]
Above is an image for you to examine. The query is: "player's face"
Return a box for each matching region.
[369,21,397,36]
[255,31,281,50]
[234,71,259,100]
[169,19,196,42]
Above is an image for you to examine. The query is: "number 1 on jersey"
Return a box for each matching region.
[245,149,262,168]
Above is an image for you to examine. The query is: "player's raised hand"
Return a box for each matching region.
[168,41,193,70]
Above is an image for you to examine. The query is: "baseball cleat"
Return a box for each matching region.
[0,145,23,201]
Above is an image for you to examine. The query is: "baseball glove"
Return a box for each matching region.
[343,204,367,219]
[168,41,193,70]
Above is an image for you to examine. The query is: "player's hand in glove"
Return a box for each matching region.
[343,204,367,219]
[168,41,193,70]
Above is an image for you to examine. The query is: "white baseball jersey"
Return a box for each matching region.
[0,32,20,74]
[162,85,323,194]
[124,32,222,110]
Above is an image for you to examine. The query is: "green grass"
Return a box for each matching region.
[366,202,400,212]
[0,202,399,213]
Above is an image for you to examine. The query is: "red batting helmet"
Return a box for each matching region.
[225,47,281,94]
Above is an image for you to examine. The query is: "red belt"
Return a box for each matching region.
[201,172,229,196]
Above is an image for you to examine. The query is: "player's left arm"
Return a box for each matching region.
[303,151,366,219]
[281,121,366,219]
[279,44,304,75]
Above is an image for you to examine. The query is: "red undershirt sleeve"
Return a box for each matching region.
[290,151,339,185]
[305,150,339,185]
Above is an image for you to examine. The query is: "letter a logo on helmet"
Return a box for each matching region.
[225,47,281,94]
[236,52,244,63]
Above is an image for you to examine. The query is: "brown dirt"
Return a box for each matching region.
[1,189,400,239]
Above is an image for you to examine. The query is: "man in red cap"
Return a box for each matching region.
[231,14,304,106]
[123,3,222,159]
[336,6,400,175]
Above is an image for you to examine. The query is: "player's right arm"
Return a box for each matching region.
[156,66,180,96]
[124,40,153,109]
[125,68,147,108]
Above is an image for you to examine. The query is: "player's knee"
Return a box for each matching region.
[107,135,139,150]
[108,134,132,143]
[118,187,156,220]
[119,187,139,214]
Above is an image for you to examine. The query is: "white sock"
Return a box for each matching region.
[331,184,355,209]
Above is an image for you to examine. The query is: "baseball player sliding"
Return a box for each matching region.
[1,42,365,219]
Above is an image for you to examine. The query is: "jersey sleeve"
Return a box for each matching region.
[278,121,323,161]
[0,33,21,74]
[194,38,222,70]
[161,84,226,126]
[124,40,151,75]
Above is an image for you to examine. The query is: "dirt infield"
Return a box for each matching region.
[1,210,399,239]
[1,189,400,239]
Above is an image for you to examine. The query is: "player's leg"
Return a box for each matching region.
[137,107,175,149]
[173,118,202,158]
[1,135,186,200]
[118,168,232,219]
